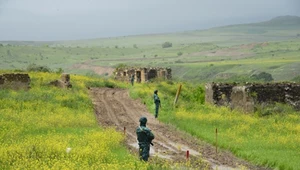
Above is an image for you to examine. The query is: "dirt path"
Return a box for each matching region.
[89,87,269,170]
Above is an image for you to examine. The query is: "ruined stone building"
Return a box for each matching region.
[49,73,72,88]
[114,67,172,83]
[0,73,31,90]
[0,73,72,90]
[205,83,300,112]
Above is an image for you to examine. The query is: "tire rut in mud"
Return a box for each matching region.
[89,87,270,170]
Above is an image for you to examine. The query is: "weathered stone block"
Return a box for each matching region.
[206,82,300,112]
[0,73,31,90]
[49,74,72,88]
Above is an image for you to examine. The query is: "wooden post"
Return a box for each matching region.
[124,127,126,135]
[216,128,218,156]
[174,84,182,106]
[186,150,189,160]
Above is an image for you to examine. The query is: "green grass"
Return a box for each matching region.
[0,72,152,169]
[1,38,299,83]
[2,71,206,170]
[2,70,300,169]
[0,16,300,83]
[129,81,300,170]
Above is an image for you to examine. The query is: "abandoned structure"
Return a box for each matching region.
[49,73,72,88]
[114,67,172,83]
[0,73,31,90]
[205,83,300,112]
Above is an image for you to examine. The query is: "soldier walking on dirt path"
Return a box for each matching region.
[130,74,135,86]
[136,117,155,162]
[153,90,161,118]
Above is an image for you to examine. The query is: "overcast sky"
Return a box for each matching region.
[0,0,299,41]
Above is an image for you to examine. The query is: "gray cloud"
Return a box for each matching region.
[0,0,299,41]
[0,0,9,14]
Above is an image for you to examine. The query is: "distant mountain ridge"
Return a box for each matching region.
[0,15,299,45]
[255,15,300,26]
[213,15,300,29]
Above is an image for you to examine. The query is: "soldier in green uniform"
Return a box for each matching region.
[153,90,161,118]
[130,74,135,86]
[136,117,155,161]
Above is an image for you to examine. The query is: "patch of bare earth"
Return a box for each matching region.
[72,63,115,76]
[89,87,270,170]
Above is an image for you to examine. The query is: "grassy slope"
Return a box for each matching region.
[0,16,299,82]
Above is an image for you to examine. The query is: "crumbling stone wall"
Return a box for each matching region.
[49,74,72,88]
[205,83,235,106]
[115,67,172,83]
[231,86,255,113]
[285,83,300,110]
[0,73,31,90]
[206,83,300,112]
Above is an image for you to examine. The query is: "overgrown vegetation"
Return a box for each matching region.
[1,71,211,170]
[0,72,171,169]
[26,63,52,72]
[1,16,300,169]
[0,37,299,83]
[250,72,274,82]
[129,80,300,170]
[162,42,172,48]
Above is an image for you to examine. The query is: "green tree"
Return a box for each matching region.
[162,42,172,48]
[251,72,274,82]
[27,64,51,72]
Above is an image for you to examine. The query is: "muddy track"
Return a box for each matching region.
[89,87,270,170]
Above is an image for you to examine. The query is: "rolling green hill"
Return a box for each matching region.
[0,16,299,83]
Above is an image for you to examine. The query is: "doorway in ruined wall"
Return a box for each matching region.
[148,69,157,80]
[161,71,166,79]
[136,71,141,83]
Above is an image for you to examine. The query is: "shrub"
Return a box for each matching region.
[251,72,273,82]
[27,64,51,72]
[103,80,116,88]
[177,52,183,56]
[254,103,294,117]
[55,68,64,74]
[115,63,127,69]
[189,85,205,104]
[162,42,172,48]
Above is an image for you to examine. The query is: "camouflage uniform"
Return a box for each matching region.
[136,117,155,161]
[153,90,160,118]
